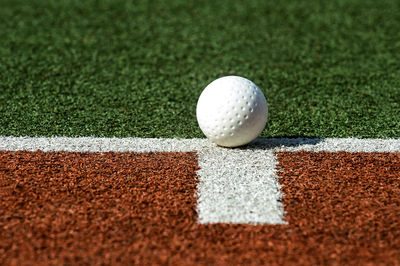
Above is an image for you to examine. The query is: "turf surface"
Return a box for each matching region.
[0,0,399,138]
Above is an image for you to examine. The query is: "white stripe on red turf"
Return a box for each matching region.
[0,136,399,224]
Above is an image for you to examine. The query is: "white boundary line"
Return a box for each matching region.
[1,136,399,224]
[0,137,399,153]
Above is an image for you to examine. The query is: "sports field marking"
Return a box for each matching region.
[1,137,399,153]
[1,137,399,224]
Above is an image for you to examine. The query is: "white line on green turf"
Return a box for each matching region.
[0,136,399,225]
[1,137,399,153]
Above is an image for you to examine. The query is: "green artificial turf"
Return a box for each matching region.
[0,0,399,138]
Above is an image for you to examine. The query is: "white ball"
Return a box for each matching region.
[196,76,268,147]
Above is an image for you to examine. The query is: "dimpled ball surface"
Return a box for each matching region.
[196,76,268,147]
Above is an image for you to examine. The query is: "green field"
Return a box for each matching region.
[1,0,399,138]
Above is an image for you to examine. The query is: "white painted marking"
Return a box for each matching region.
[0,136,399,224]
[196,147,284,224]
[250,138,400,153]
[0,137,399,153]
[0,136,209,153]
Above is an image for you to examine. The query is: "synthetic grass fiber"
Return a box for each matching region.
[1,0,399,138]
